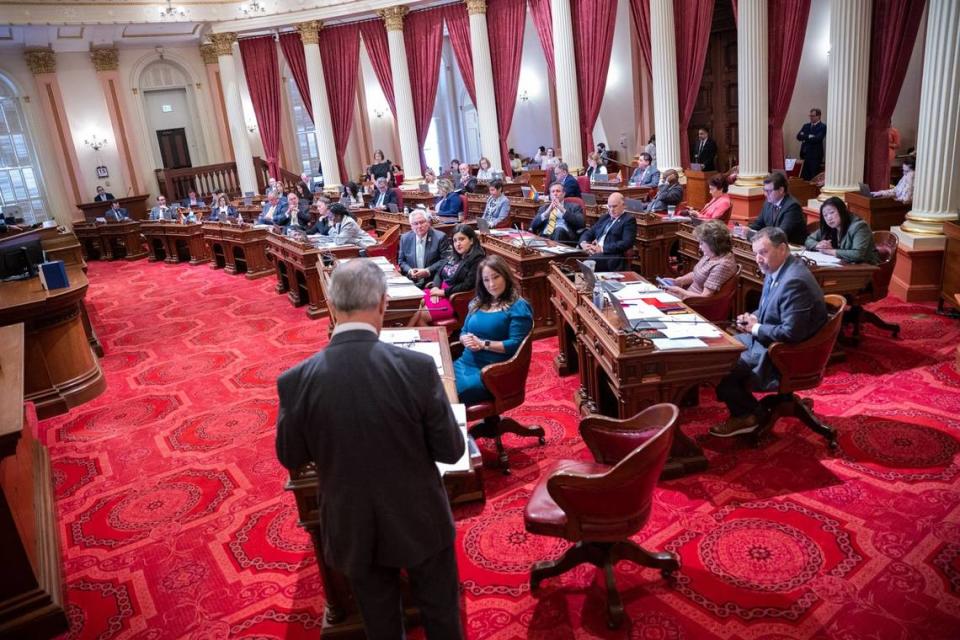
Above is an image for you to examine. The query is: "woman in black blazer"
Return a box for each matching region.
[412,224,484,325]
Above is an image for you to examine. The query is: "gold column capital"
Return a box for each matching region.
[90,47,119,72]
[24,48,56,75]
[297,20,323,45]
[379,6,408,31]
[465,0,487,15]
[199,43,219,65]
[209,32,238,57]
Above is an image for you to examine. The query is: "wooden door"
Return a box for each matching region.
[689,1,738,172]
[157,128,192,169]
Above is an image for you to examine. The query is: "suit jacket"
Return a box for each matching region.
[531,201,586,238]
[149,206,176,221]
[258,200,289,225]
[646,182,684,212]
[371,188,399,210]
[181,197,206,208]
[457,175,478,194]
[797,122,826,179]
[692,138,718,171]
[209,206,237,222]
[557,174,581,198]
[305,217,330,236]
[432,250,484,295]
[630,164,660,187]
[736,254,827,390]
[105,208,128,222]
[398,228,450,286]
[94,193,115,202]
[580,213,638,271]
[804,215,879,264]
[749,194,807,245]
[275,329,464,574]
[436,192,462,219]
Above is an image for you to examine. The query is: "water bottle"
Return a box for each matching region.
[593,282,604,309]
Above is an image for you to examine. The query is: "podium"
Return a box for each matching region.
[77,194,150,221]
[846,193,909,231]
[685,170,718,210]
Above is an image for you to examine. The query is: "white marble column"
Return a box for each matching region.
[467,0,503,171]
[298,21,342,189]
[733,0,768,187]
[820,0,871,201]
[649,0,681,173]
[210,33,258,194]
[380,7,423,183]
[902,0,960,235]
[551,0,582,171]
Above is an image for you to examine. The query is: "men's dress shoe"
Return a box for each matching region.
[709,414,759,438]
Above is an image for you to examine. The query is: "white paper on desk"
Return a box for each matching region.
[618,282,660,296]
[660,324,722,339]
[386,275,410,284]
[387,284,424,298]
[792,249,842,267]
[623,302,666,320]
[540,245,579,254]
[436,427,471,475]
[409,341,443,369]
[652,338,708,350]
[379,329,420,343]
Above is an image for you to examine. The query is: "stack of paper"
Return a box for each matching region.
[387,284,424,299]
[792,249,843,267]
[623,301,666,320]
[380,329,420,343]
[652,338,708,350]
[618,282,661,297]
[541,245,580,255]
[436,404,471,475]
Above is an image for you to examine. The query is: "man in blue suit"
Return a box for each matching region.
[105,201,129,222]
[181,190,206,208]
[579,192,637,271]
[711,226,827,438]
[749,172,807,245]
[796,108,826,180]
[553,162,581,198]
[148,195,176,221]
[371,178,399,211]
[258,192,288,225]
[397,209,451,288]
[629,153,659,187]
[531,182,585,243]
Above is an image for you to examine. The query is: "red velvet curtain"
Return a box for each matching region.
[319,25,361,184]
[629,0,652,79]
[278,32,312,122]
[865,0,925,189]
[443,3,477,107]
[572,0,618,154]
[359,19,397,117]
[403,7,445,173]
[768,0,812,170]
[489,0,526,175]
[239,36,282,178]
[528,0,555,83]
[674,0,714,168]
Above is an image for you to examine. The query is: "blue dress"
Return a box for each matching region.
[436,193,463,219]
[454,298,534,404]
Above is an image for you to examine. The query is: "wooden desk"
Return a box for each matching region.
[0,325,68,639]
[526,169,547,192]
[74,221,148,261]
[38,227,86,269]
[480,231,584,339]
[284,326,482,636]
[684,170,718,210]
[0,265,105,419]
[592,184,653,204]
[845,192,910,231]
[548,267,745,478]
[141,222,211,265]
[319,256,426,328]
[264,234,360,319]
[77,194,150,221]
[941,221,960,313]
[632,213,684,279]
[787,177,821,206]
[201,222,273,279]
[397,191,437,210]
[373,211,471,237]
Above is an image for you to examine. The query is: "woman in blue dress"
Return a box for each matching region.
[435,179,463,221]
[455,255,534,404]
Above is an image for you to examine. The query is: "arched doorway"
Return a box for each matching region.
[136,58,209,171]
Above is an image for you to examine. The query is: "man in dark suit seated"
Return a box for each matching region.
[105,201,129,222]
[645,169,683,212]
[691,127,718,171]
[257,192,288,225]
[629,152,660,187]
[398,209,451,288]
[148,195,176,221]
[275,259,465,639]
[456,163,477,194]
[94,185,115,202]
[553,162,581,198]
[579,192,637,271]
[371,177,398,211]
[749,172,807,245]
[181,190,205,208]
[280,192,308,228]
[710,226,827,438]
[531,182,585,243]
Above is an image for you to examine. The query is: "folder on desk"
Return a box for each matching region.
[39,260,69,290]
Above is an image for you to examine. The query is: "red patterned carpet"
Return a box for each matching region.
[42,259,960,639]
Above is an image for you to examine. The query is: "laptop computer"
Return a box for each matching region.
[477,217,490,233]
[624,197,645,212]
[605,286,666,332]
[387,203,399,213]
[582,193,598,206]
[858,182,873,197]
[418,183,430,193]
[592,174,610,184]
[578,259,596,292]
[491,171,504,181]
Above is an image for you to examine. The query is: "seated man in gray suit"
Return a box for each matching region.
[105,200,129,222]
[148,195,176,221]
[645,169,684,212]
[397,209,451,288]
[710,226,827,438]
[749,172,808,245]
[629,152,660,187]
[275,259,465,639]
[530,182,585,243]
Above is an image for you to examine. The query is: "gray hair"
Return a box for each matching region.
[557,162,569,172]
[408,208,429,224]
[376,177,387,187]
[753,226,789,247]
[328,259,386,313]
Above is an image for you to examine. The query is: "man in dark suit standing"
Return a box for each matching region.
[749,172,807,245]
[579,192,637,271]
[371,177,399,210]
[796,108,826,180]
[398,209,451,288]
[94,185,115,202]
[691,128,718,171]
[531,182,585,243]
[275,259,465,639]
[710,227,827,437]
[105,201,128,222]
[553,162,581,198]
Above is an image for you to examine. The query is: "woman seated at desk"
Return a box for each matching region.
[805,197,879,264]
[454,255,534,404]
[687,174,732,221]
[209,194,238,222]
[341,182,363,207]
[481,179,510,227]
[870,156,914,203]
[665,220,737,300]
[586,152,608,181]
[323,203,375,248]
[411,224,484,325]
[435,179,463,221]
[476,157,494,181]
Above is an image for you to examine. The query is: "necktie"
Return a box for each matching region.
[416,238,425,268]
[698,140,704,156]
[598,218,615,250]
[544,207,560,235]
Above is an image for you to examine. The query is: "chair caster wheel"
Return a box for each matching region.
[661,569,675,580]
[501,467,511,476]
[538,436,546,445]
[828,439,839,450]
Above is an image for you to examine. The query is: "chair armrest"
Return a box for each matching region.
[479,334,532,411]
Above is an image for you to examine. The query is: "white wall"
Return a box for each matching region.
[507,10,555,159]
[593,0,637,165]
[359,44,400,167]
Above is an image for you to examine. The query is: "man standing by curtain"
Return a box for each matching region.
[691,128,718,171]
[797,108,826,180]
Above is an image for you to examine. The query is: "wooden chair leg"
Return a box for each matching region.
[603,561,624,629]
[530,541,607,590]
[498,417,546,445]
[612,540,680,578]
[862,310,901,338]
[793,397,838,449]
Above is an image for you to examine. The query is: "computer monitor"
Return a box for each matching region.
[0,236,43,280]
[624,197,645,212]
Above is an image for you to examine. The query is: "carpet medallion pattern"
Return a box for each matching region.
[38,260,960,638]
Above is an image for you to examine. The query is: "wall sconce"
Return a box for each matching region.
[247,122,258,133]
[372,108,385,119]
[85,135,108,151]
[240,0,268,16]
[519,89,529,102]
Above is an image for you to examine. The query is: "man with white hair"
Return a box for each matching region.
[397,208,451,288]
[275,259,465,639]
[371,177,398,211]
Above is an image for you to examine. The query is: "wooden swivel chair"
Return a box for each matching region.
[576,175,591,195]
[846,231,900,341]
[683,264,741,323]
[365,224,400,261]
[391,188,404,210]
[524,405,681,629]
[752,294,845,448]
[466,334,544,474]
[434,290,474,338]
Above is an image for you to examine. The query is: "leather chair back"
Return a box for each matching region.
[684,264,741,322]
[869,231,899,301]
[725,166,739,185]
[480,333,533,414]
[547,405,678,539]
[460,194,468,216]
[576,175,591,194]
[769,294,845,394]
[435,290,475,335]
[391,188,404,210]
[366,224,400,261]
[565,197,585,209]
